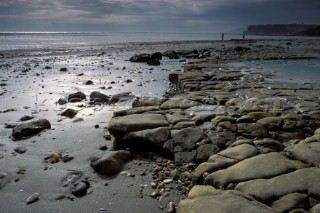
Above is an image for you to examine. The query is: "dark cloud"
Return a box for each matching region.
[0,0,319,32]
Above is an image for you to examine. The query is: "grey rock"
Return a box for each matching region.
[193,144,258,184]
[177,186,275,213]
[171,127,204,150]
[61,108,78,118]
[19,115,34,121]
[57,98,67,105]
[90,150,132,175]
[108,113,169,136]
[12,119,51,140]
[237,123,268,138]
[25,193,40,205]
[72,180,90,197]
[271,193,307,213]
[109,92,134,104]
[68,91,86,102]
[254,139,285,152]
[257,117,282,130]
[90,91,109,103]
[14,146,27,154]
[129,53,151,62]
[160,98,202,110]
[285,140,320,167]
[174,151,196,163]
[205,152,307,189]
[196,144,219,163]
[115,127,170,152]
[235,167,320,203]
[132,97,164,107]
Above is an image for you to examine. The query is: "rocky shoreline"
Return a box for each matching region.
[107,40,320,212]
[1,39,320,212]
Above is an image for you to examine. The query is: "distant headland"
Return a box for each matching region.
[246,24,320,36]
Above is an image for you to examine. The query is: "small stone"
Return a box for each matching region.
[61,108,78,118]
[99,145,108,151]
[95,124,99,128]
[60,67,68,72]
[103,133,112,140]
[14,146,27,154]
[0,172,8,179]
[163,179,173,184]
[150,191,160,198]
[25,193,40,204]
[62,155,74,163]
[166,201,176,213]
[72,180,90,197]
[19,115,34,121]
[16,168,26,174]
[85,80,94,85]
[54,194,66,200]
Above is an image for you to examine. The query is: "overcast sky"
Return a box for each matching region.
[0,0,319,33]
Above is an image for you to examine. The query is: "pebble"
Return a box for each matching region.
[62,155,74,163]
[14,146,27,154]
[0,172,8,179]
[72,180,90,197]
[25,193,40,205]
[16,168,26,174]
[166,202,176,213]
[54,194,66,200]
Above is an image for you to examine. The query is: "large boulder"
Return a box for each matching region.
[90,150,132,175]
[235,167,320,203]
[204,152,307,189]
[108,113,169,136]
[12,119,51,140]
[177,185,275,213]
[114,127,170,152]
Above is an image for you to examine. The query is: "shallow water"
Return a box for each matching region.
[229,60,320,84]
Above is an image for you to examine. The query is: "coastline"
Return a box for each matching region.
[1,39,320,212]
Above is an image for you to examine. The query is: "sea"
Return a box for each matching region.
[1,31,318,51]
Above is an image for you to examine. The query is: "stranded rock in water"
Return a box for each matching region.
[11,119,51,140]
[89,91,109,104]
[90,150,132,175]
[68,91,86,102]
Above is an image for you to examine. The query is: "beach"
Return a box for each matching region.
[1,37,320,212]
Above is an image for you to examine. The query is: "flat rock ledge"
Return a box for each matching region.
[107,59,320,212]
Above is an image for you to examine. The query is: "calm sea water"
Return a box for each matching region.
[0,32,221,51]
[1,32,316,51]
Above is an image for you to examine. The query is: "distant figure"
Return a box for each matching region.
[222,33,224,40]
[242,31,245,39]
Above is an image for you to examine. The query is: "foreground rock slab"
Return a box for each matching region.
[235,167,320,203]
[177,185,275,213]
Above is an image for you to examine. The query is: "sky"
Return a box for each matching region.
[0,0,319,33]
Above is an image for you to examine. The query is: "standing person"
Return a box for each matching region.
[222,33,224,41]
[242,31,245,39]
